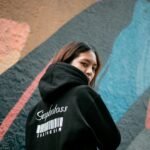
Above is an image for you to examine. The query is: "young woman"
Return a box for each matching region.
[26,41,121,150]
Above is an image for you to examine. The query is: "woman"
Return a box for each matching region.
[26,41,121,150]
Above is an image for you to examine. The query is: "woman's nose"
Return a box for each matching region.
[86,67,93,76]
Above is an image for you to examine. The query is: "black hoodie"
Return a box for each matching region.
[26,62,121,150]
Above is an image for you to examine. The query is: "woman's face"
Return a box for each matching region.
[70,50,97,84]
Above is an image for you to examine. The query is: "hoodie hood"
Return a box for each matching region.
[39,62,89,103]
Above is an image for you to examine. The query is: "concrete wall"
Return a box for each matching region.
[0,0,94,73]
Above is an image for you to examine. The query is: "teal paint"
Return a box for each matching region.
[98,0,150,122]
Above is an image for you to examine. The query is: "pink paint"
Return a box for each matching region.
[0,61,52,141]
[0,18,30,56]
[145,101,150,129]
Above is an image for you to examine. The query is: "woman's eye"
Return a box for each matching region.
[92,67,96,72]
[81,62,88,67]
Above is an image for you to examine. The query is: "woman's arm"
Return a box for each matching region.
[85,89,121,150]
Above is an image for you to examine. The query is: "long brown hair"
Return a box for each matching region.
[51,41,101,86]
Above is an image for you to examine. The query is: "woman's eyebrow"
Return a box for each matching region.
[82,59,97,66]
[82,59,91,63]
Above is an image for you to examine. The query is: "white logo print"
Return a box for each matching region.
[35,104,68,138]
[36,104,68,121]
[36,117,63,138]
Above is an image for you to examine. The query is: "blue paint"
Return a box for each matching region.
[98,0,150,122]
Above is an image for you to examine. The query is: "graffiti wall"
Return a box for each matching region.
[0,0,150,149]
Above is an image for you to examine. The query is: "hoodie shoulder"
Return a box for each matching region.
[69,85,101,109]
[71,85,100,99]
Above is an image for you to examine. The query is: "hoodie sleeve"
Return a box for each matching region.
[82,87,121,150]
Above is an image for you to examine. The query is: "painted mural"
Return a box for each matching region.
[0,19,30,73]
[0,0,150,149]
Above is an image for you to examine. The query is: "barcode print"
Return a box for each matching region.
[36,117,63,138]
